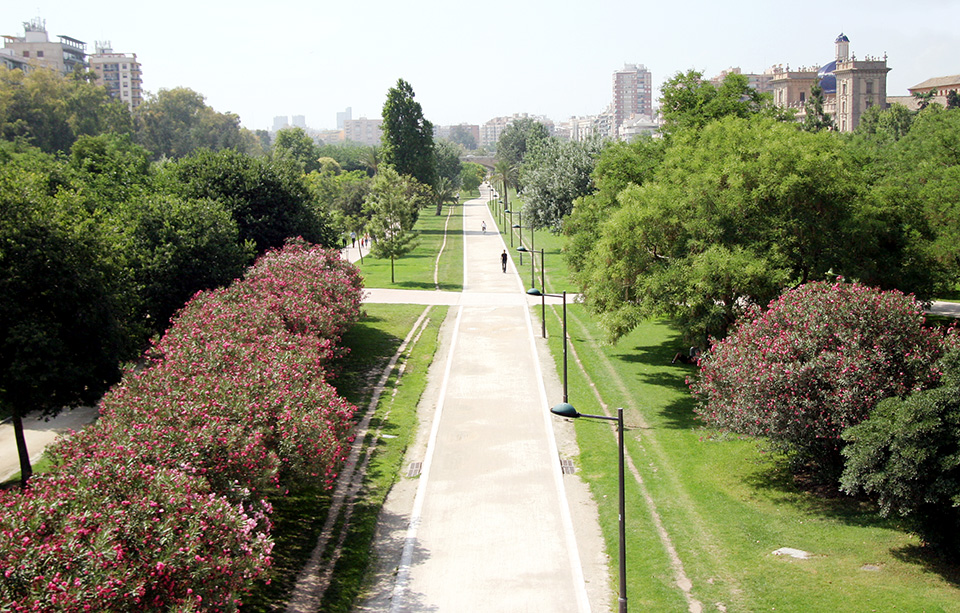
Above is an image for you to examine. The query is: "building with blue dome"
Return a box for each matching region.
[771,33,890,132]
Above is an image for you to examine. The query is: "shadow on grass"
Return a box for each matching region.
[333,317,404,403]
[742,454,894,530]
[891,544,960,589]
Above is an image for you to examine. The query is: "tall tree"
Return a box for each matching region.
[495,117,550,172]
[364,166,427,282]
[573,115,933,343]
[0,164,123,484]
[134,87,245,160]
[273,126,321,173]
[520,137,602,230]
[381,79,436,186]
[802,82,835,132]
[659,70,778,133]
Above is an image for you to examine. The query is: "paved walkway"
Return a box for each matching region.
[365,186,594,612]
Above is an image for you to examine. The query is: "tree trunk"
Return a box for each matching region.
[12,410,32,487]
[391,256,395,284]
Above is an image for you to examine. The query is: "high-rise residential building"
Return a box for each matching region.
[336,107,352,130]
[344,117,382,146]
[292,115,306,128]
[273,116,290,132]
[2,17,86,75]
[612,63,653,138]
[771,33,889,132]
[88,42,142,110]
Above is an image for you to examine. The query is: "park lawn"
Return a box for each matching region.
[241,303,447,611]
[355,202,463,291]
[541,300,960,612]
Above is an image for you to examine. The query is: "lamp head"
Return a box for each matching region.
[551,403,580,419]
[526,288,543,296]
[517,246,528,252]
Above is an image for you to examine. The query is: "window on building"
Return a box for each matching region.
[36,50,43,58]
[800,92,806,103]
[866,81,873,95]
[22,51,29,58]
[842,82,847,95]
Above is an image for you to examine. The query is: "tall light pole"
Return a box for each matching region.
[551,404,627,613]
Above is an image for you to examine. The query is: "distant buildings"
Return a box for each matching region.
[710,66,775,94]
[344,117,383,146]
[2,17,86,75]
[4,18,143,109]
[88,42,142,109]
[612,63,653,138]
[481,114,554,150]
[771,33,890,132]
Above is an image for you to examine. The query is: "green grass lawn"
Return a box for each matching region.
[354,203,463,291]
[541,300,960,612]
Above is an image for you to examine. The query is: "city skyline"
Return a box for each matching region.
[4,0,959,132]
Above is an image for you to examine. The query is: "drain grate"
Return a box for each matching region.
[559,459,576,474]
[406,462,422,478]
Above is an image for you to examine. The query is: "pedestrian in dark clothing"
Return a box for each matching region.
[501,250,508,273]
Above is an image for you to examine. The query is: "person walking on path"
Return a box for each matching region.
[501,249,508,273]
[482,221,487,234]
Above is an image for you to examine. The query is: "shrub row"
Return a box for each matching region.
[0,239,363,610]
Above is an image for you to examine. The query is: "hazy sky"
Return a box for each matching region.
[6,1,960,131]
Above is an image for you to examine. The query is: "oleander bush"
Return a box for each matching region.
[841,347,960,553]
[0,240,362,610]
[691,281,955,481]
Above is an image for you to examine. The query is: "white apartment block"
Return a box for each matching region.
[88,42,143,109]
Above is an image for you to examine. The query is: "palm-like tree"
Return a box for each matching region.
[492,160,518,210]
[433,177,456,215]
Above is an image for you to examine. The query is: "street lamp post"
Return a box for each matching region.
[514,211,524,266]
[551,404,627,613]
[506,210,514,248]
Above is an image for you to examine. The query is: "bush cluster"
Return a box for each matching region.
[0,240,363,609]
[691,281,953,479]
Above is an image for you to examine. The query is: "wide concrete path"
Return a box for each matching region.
[384,187,591,612]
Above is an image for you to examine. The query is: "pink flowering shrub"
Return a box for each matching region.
[0,453,271,611]
[2,241,362,610]
[691,281,954,479]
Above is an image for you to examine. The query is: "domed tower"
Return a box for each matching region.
[835,33,850,62]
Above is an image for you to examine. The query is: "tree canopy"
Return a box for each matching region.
[381,79,436,186]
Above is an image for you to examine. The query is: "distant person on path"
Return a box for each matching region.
[501,250,508,273]
[350,231,356,248]
[482,221,487,234]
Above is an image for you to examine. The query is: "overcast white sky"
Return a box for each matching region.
[6,1,960,131]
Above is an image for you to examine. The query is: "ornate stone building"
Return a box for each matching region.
[771,34,890,132]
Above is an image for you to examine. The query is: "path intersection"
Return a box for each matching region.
[353,188,605,612]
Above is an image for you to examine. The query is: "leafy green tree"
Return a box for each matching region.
[158,149,335,253]
[491,159,518,210]
[948,90,960,109]
[575,116,878,343]
[802,82,835,132]
[852,103,915,145]
[913,89,937,111]
[0,66,132,153]
[659,70,776,133]
[117,194,253,334]
[564,136,666,279]
[433,176,456,215]
[364,166,427,282]
[134,87,245,160]
[0,166,123,484]
[316,142,376,174]
[841,346,960,553]
[520,137,601,230]
[381,79,436,186]
[496,117,549,172]
[460,162,486,194]
[435,139,463,188]
[67,133,151,203]
[273,126,321,173]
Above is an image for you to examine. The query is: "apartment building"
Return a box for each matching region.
[613,63,653,137]
[88,42,143,109]
[2,17,86,75]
